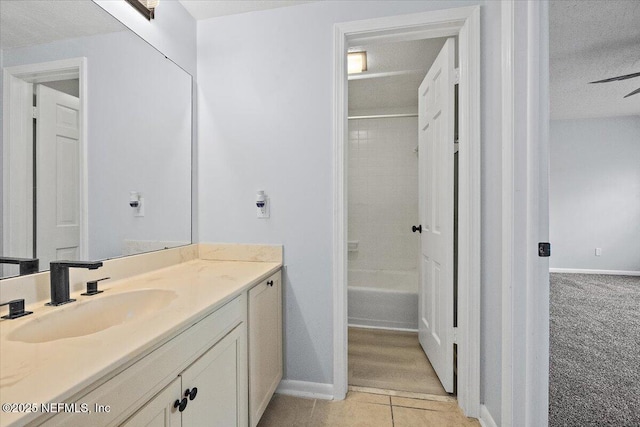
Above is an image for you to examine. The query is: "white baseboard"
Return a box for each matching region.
[550,268,640,276]
[348,323,418,333]
[479,404,498,427]
[275,380,334,400]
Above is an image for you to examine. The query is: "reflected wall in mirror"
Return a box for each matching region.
[1,0,192,279]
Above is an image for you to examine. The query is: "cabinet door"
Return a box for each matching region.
[249,271,283,427]
[121,377,182,427]
[180,325,248,427]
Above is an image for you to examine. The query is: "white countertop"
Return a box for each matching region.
[0,259,281,427]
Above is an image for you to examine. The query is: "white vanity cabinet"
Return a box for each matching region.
[123,325,247,427]
[38,294,248,427]
[121,378,182,426]
[248,271,282,427]
[24,266,283,427]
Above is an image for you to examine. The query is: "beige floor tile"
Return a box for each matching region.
[309,399,393,427]
[346,391,390,405]
[391,396,459,412]
[257,394,315,427]
[392,406,480,427]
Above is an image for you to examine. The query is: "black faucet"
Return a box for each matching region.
[48,261,104,306]
[0,257,39,275]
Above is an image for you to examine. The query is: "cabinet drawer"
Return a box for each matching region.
[36,294,246,427]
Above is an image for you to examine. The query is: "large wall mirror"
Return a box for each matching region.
[0,1,192,279]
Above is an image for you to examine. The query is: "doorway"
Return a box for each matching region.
[2,58,88,276]
[346,36,451,397]
[333,7,481,418]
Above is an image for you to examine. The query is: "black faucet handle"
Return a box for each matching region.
[81,277,110,296]
[0,299,33,320]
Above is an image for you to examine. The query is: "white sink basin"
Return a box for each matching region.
[7,289,177,343]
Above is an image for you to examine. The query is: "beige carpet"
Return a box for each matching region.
[348,327,448,396]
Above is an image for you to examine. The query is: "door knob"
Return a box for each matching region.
[412,225,422,233]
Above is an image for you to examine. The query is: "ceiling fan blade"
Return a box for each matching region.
[623,87,640,98]
[589,72,640,84]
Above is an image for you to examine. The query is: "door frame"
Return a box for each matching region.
[2,57,89,266]
[332,6,481,417]
[500,1,550,425]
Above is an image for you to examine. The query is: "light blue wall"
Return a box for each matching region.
[196,1,504,423]
[550,116,640,272]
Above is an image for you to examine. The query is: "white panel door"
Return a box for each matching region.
[418,37,456,393]
[36,85,81,267]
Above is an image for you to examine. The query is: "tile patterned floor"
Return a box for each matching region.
[258,327,479,426]
[257,391,480,427]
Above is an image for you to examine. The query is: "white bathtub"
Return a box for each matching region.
[348,269,418,331]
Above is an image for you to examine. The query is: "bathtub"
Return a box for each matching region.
[348,269,418,331]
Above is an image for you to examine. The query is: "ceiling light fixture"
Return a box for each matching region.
[348,51,367,74]
[125,0,159,20]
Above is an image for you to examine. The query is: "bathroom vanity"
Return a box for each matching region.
[0,244,283,427]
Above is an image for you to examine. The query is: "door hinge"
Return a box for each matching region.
[538,242,551,257]
[32,107,38,119]
[452,327,458,344]
[454,68,460,84]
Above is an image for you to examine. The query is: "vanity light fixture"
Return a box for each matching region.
[348,51,367,74]
[125,0,159,20]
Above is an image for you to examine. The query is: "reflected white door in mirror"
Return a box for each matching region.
[2,58,88,278]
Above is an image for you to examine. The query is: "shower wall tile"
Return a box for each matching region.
[348,117,419,272]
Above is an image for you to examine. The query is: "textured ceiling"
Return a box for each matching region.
[550,0,640,119]
[348,38,447,114]
[0,0,125,50]
[178,0,316,20]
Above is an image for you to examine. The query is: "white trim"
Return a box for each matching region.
[479,405,499,427]
[275,380,334,400]
[332,20,349,402]
[333,5,481,418]
[500,1,515,425]
[348,324,418,333]
[3,72,34,264]
[500,1,550,425]
[455,6,482,417]
[2,58,89,265]
[550,268,640,276]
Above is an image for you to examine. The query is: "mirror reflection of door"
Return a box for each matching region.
[35,83,81,268]
[1,74,83,278]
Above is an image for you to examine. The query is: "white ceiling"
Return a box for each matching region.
[348,38,447,115]
[178,0,316,20]
[0,0,125,50]
[550,0,640,119]
[4,1,635,119]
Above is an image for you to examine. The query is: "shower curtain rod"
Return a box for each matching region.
[347,113,418,120]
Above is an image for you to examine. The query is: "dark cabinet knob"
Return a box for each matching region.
[174,398,187,412]
[412,225,422,233]
[267,280,274,287]
[185,387,198,401]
